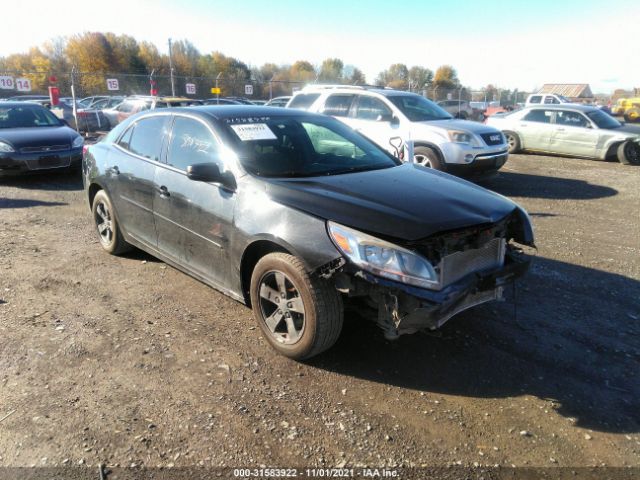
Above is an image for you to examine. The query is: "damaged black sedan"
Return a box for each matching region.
[83,106,534,359]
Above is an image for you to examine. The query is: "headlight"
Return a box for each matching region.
[72,136,84,148]
[0,141,15,153]
[328,221,439,289]
[447,130,475,144]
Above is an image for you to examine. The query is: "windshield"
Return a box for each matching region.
[224,115,399,178]
[586,110,622,129]
[0,105,62,128]
[387,95,453,121]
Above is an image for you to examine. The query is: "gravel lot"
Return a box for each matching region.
[0,154,638,475]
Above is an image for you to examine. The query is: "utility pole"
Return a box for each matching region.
[168,38,176,97]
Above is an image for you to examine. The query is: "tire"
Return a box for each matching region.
[249,252,343,360]
[504,131,521,154]
[617,141,640,165]
[624,108,640,123]
[91,189,131,255]
[413,146,443,170]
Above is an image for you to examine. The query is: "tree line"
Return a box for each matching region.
[0,32,515,101]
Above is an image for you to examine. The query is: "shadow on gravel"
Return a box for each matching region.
[0,197,68,208]
[478,172,618,200]
[312,256,640,434]
[0,170,83,191]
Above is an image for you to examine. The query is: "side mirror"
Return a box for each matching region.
[187,162,236,191]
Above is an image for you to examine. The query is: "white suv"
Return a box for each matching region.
[286,85,509,176]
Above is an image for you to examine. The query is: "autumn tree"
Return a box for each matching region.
[318,58,343,83]
[343,65,366,85]
[408,66,433,92]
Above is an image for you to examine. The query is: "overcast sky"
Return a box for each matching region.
[2,0,638,92]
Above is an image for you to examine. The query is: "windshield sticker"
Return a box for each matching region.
[230,123,277,141]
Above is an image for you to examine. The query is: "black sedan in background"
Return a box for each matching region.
[0,102,84,175]
[83,106,534,359]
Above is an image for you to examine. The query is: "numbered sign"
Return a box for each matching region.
[244,84,253,96]
[185,83,196,95]
[15,78,32,92]
[106,78,120,91]
[0,76,14,90]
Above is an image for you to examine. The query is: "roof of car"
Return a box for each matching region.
[163,105,315,120]
[298,85,415,97]
[0,101,48,108]
[524,104,599,113]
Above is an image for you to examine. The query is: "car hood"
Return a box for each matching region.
[263,163,518,241]
[0,126,78,149]
[416,118,500,134]
[612,124,640,136]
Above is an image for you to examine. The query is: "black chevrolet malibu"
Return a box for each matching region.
[83,106,534,359]
[0,102,84,175]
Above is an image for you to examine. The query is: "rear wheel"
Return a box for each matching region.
[250,253,343,360]
[413,146,443,170]
[624,108,640,123]
[92,190,131,254]
[504,131,521,154]
[617,141,640,165]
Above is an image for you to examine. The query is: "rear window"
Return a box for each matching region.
[529,96,542,104]
[288,93,320,110]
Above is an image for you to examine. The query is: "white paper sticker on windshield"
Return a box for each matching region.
[230,123,277,141]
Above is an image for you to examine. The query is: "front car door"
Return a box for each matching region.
[518,108,555,151]
[108,114,170,247]
[153,115,236,287]
[549,110,600,157]
[347,94,408,159]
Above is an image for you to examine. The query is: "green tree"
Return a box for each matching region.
[375,63,409,90]
[408,66,433,92]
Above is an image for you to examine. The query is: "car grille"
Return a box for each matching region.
[480,132,504,146]
[439,237,506,286]
[20,144,70,154]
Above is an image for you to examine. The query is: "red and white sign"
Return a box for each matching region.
[106,78,120,91]
[15,78,32,92]
[185,83,196,95]
[0,76,15,90]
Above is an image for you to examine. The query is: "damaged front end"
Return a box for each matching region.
[325,208,534,339]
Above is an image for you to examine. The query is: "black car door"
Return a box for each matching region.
[153,114,236,287]
[108,114,170,248]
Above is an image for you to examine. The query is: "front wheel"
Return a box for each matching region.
[413,146,443,170]
[617,141,640,165]
[92,189,131,255]
[250,253,343,360]
[504,131,521,154]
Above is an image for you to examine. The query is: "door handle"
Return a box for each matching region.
[158,185,170,198]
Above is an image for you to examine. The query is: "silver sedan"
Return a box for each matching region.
[485,104,640,165]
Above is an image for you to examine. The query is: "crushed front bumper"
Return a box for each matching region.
[0,150,82,176]
[337,248,530,337]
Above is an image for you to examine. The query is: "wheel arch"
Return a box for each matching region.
[412,142,445,163]
[240,238,296,306]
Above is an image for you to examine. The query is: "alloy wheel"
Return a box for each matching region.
[94,201,113,245]
[414,154,432,168]
[258,271,306,345]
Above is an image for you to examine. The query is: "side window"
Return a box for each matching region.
[288,93,320,109]
[523,109,552,124]
[126,116,167,161]
[529,96,542,104]
[117,101,134,113]
[556,111,588,127]
[117,125,134,150]
[544,96,560,104]
[155,102,168,108]
[167,116,219,171]
[321,94,355,117]
[354,96,392,121]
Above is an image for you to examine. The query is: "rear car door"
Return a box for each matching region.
[109,115,170,247]
[153,115,236,286]
[518,109,555,151]
[549,110,599,157]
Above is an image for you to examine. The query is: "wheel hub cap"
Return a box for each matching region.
[258,271,305,345]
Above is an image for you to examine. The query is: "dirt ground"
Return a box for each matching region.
[0,154,639,476]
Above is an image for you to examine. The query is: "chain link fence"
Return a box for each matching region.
[0,70,306,101]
